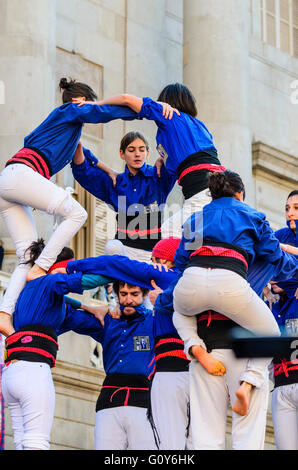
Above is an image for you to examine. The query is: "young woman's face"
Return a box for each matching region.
[285,195,298,231]
[285,195,298,221]
[120,138,149,173]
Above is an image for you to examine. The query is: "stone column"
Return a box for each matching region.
[183,0,254,203]
[0,0,57,247]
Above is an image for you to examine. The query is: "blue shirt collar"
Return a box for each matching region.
[124,163,149,177]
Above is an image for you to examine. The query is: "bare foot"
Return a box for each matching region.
[232,382,253,416]
[0,312,15,337]
[190,345,226,376]
[26,264,47,282]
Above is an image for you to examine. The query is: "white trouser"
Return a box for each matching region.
[189,350,269,450]
[2,361,55,450]
[94,406,157,450]
[0,164,87,315]
[272,383,298,450]
[173,267,281,388]
[161,189,211,239]
[150,371,192,450]
[105,239,153,264]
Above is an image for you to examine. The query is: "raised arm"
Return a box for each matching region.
[72,147,117,206]
[73,141,118,188]
[67,255,178,291]
[72,95,179,120]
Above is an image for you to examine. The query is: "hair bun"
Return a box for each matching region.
[59,78,71,90]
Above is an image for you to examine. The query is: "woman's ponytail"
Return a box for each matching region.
[208,170,245,200]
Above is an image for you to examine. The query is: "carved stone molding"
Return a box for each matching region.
[252,142,298,185]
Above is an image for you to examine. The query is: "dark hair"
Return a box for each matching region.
[54,247,74,264]
[287,190,298,200]
[120,131,149,153]
[113,280,149,297]
[24,238,45,266]
[59,78,98,103]
[208,170,246,200]
[157,83,198,117]
[24,241,74,267]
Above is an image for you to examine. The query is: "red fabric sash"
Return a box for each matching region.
[6,148,51,179]
[178,163,226,185]
[101,385,149,406]
[190,245,249,270]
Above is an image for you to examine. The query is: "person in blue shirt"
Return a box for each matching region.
[1,241,106,450]
[71,131,177,263]
[68,281,157,451]
[269,189,298,450]
[172,170,298,417]
[65,238,189,450]
[0,77,138,339]
[72,83,225,239]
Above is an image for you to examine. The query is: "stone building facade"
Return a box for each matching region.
[0,0,297,450]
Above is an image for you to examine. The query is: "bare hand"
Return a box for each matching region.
[262,286,280,310]
[109,305,122,319]
[153,262,169,273]
[158,102,180,120]
[280,243,298,255]
[72,98,96,107]
[108,171,119,187]
[82,305,109,327]
[50,267,67,274]
[149,280,163,306]
[154,157,164,178]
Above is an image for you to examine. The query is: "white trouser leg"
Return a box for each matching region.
[105,239,153,264]
[272,384,298,450]
[2,361,55,450]
[173,267,280,388]
[189,350,268,450]
[150,371,191,450]
[0,165,87,314]
[0,200,37,315]
[94,406,157,450]
[161,189,211,239]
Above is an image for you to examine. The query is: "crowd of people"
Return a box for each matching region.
[0,78,297,451]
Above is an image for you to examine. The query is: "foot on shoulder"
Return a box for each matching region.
[26,264,47,282]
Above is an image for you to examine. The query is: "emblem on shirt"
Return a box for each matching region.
[157,144,168,163]
[133,336,151,351]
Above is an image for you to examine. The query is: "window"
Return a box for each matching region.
[261,0,298,57]
[55,47,105,259]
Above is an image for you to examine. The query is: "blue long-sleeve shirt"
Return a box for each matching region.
[23,102,137,175]
[71,147,177,250]
[67,255,179,291]
[137,97,217,176]
[271,221,298,326]
[13,272,84,331]
[72,148,176,211]
[59,304,155,377]
[174,197,298,278]
[66,254,181,340]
